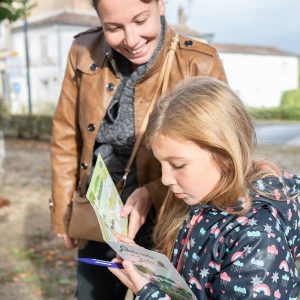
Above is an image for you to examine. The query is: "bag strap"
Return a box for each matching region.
[121,34,179,184]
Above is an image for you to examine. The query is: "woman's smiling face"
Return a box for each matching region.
[151,135,222,206]
[97,0,164,66]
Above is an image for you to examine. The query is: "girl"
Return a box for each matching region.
[110,77,300,299]
[50,0,226,298]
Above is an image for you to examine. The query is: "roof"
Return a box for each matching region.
[12,9,100,29]
[170,24,214,43]
[212,43,298,57]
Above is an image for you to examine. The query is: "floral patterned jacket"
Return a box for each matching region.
[136,174,300,299]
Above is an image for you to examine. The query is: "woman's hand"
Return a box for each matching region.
[114,232,137,245]
[57,233,77,249]
[109,259,150,294]
[120,186,152,239]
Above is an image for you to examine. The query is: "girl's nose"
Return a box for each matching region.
[161,166,176,187]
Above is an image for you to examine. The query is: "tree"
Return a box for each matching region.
[0,0,34,22]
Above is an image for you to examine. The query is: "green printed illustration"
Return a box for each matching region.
[86,154,128,241]
[107,241,197,300]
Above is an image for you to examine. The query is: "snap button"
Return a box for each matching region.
[106,82,115,91]
[184,39,193,47]
[80,162,88,170]
[89,63,98,71]
[87,123,96,132]
[48,198,54,209]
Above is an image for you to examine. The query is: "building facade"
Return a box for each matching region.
[0,9,99,113]
[214,44,299,107]
[0,2,299,113]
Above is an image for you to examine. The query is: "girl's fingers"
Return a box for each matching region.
[122,261,151,292]
[108,263,137,292]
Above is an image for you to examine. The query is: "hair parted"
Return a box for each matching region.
[146,76,278,258]
[91,0,158,10]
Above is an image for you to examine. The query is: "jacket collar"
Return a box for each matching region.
[189,174,300,215]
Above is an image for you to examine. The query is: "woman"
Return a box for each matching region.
[110,77,300,299]
[50,0,227,299]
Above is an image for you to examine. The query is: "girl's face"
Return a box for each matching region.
[151,135,222,206]
[97,0,164,65]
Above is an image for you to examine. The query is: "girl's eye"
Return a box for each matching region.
[170,163,185,170]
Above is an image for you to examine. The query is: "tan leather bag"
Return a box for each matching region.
[68,191,103,241]
[68,34,179,242]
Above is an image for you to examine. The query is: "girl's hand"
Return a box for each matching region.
[109,259,150,294]
[120,186,152,239]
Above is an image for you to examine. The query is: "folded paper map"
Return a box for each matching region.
[108,241,196,300]
[86,154,196,299]
[86,154,128,241]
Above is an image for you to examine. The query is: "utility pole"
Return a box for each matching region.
[23,0,32,114]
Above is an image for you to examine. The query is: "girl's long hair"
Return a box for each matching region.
[145,77,279,258]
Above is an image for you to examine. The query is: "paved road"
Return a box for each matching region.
[255,123,300,146]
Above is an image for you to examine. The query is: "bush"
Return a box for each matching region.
[281,89,300,108]
[0,115,52,140]
[248,107,282,120]
[249,88,300,121]
[0,97,10,118]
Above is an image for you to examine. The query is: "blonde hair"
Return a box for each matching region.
[145,77,279,258]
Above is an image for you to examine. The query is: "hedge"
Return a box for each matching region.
[0,107,299,142]
[0,115,52,140]
[281,88,300,108]
[248,106,300,121]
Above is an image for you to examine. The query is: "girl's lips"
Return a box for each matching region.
[174,193,187,199]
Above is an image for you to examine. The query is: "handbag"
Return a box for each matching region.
[68,34,179,242]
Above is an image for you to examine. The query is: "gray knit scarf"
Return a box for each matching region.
[90,17,167,198]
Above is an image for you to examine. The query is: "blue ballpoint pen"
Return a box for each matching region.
[78,258,124,269]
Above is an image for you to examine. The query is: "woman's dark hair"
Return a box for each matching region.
[92,0,157,9]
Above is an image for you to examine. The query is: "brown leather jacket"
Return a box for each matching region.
[50,26,227,234]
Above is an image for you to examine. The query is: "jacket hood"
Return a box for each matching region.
[252,174,300,259]
[190,174,300,259]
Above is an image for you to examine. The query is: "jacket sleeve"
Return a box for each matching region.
[211,228,299,299]
[136,282,168,300]
[209,52,227,83]
[50,40,82,234]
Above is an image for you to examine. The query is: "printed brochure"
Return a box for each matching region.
[86,154,196,299]
[86,154,128,241]
[108,241,196,300]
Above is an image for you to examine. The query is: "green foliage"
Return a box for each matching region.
[248,106,300,121]
[281,88,300,108]
[0,0,35,22]
[248,107,282,120]
[249,87,300,121]
[280,107,300,120]
[0,114,52,140]
[0,97,10,117]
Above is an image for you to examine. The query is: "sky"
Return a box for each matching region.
[165,0,300,55]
